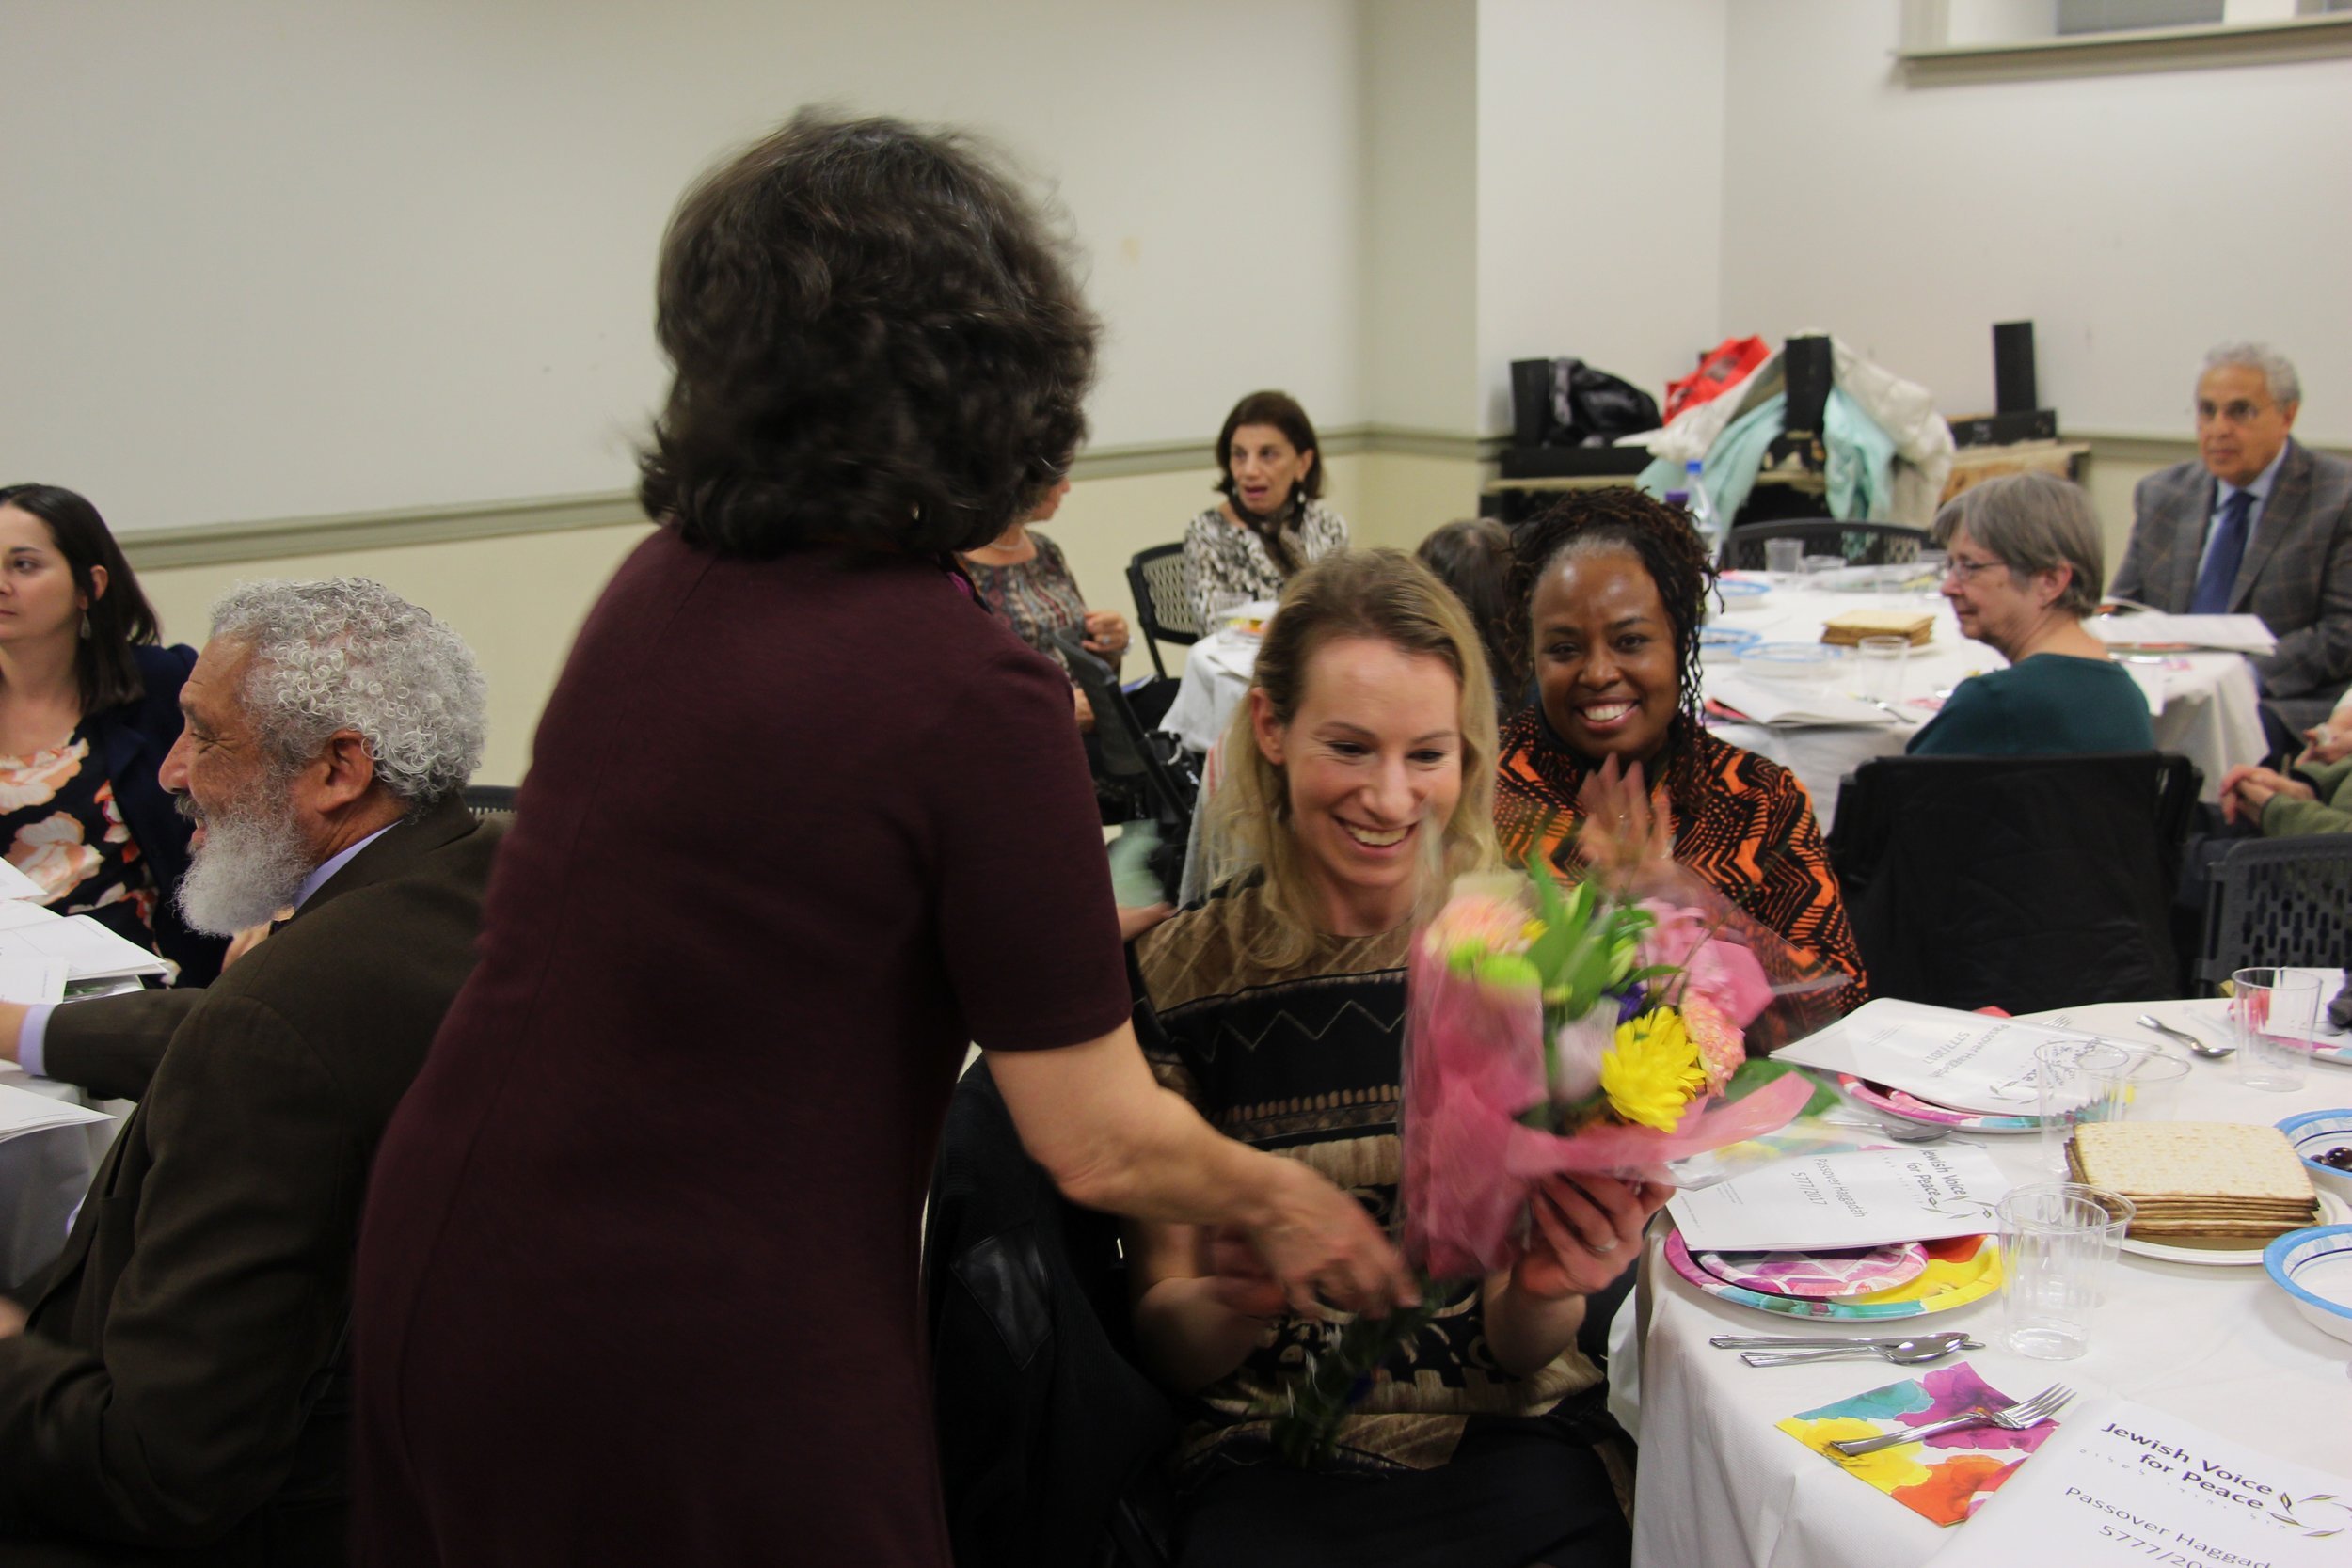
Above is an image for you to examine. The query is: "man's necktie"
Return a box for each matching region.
[2188,488,2253,615]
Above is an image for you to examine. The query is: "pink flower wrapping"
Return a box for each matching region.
[1397,875,1819,1280]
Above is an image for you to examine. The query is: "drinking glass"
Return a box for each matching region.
[1855,635,1910,705]
[1801,554,1843,575]
[2034,1039,2138,1178]
[1999,1183,2136,1357]
[2233,967,2320,1092]
[2122,1052,2190,1121]
[1205,589,1250,633]
[1764,538,1804,576]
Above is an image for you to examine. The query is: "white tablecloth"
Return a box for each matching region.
[1161,578,2266,832]
[0,1068,128,1289]
[1709,579,2265,832]
[1627,992,2352,1568]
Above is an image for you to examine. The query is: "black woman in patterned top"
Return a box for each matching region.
[1493,489,1869,1008]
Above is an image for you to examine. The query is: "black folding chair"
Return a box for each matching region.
[1721,519,1929,572]
[1124,544,1199,680]
[2195,836,2352,993]
[462,784,519,827]
[1055,632,1197,904]
[1827,752,2200,1011]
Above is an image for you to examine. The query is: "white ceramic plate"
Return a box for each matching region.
[2120,1186,2352,1267]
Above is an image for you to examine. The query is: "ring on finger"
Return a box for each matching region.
[1584,1235,1621,1256]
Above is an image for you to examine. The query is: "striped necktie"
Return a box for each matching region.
[2187,488,2253,616]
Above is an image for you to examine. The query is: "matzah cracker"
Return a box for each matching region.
[2071,1122,2313,1203]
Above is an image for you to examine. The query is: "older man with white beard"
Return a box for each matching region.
[0,578,498,1565]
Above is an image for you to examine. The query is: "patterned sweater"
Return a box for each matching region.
[1133,881,1601,1478]
[1179,501,1349,630]
[1494,709,1869,1006]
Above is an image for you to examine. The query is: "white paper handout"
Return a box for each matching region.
[1928,1396,2351,1567]
[0,955,70,1005]
[1772,998,2131,1117]
[1665,1144,2010,1253]
[1708,673,1893,729]
[2090,611,2277,655]
[0,1077,112,1140]
[0,858,47,902]
[0,914,170,982]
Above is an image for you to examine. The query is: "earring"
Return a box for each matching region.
[79,611,91,641]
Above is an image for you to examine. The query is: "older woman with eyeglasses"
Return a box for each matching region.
[1907,471,2155,756]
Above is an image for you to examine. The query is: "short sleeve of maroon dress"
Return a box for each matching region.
[351,531,1133,1568]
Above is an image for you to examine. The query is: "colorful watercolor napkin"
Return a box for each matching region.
[1776,1362,2061,1527]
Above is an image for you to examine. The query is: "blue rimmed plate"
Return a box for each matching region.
[1836,1073,2040,1135]
[1714,578,1772,612]
[1700,626,1761,661]
[2278,1109,2352,1204]
[2264,1224,2352,1345]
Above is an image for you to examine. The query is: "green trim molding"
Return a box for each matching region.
[115,426,2343,573]
[119,423,1507,571]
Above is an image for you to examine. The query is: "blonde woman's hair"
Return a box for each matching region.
[1206,548,1500,971]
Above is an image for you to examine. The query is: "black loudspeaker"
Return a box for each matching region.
[1510,359,1553,447]
[1994,321,2038,415]
[1783,335,1832,436]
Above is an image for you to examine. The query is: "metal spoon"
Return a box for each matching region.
[1742,1338,1982,1368]
[1822,1110,1949,1144]
[2135,1013,2232,1059]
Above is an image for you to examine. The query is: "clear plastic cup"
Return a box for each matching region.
[2035,1039,2138,1178]
[2233,968,2320,1093]
[2122,1052,2191,1120]
[1764,538,1804,576]
[1998,1183,2134,1360]
[1802,554,1843,575]
[1855,635,1910,705]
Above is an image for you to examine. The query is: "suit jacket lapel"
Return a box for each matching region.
[2230,440,2308,614]
[280,796,479,928]
[2170,470,2216,611]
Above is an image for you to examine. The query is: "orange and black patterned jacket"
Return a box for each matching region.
[1494,708,1870,1007]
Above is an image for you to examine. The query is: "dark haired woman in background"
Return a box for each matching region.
[1492,490,1867,1004]
[352,113,1408,1567]
[1417,515,1521,717]
[0,484,219,986]
[1182,390,1349,628]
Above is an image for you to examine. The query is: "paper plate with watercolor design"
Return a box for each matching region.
[1696,1241,1931,1300]
[1837,1073,2040,1135]
[1665,1229,2002,1321]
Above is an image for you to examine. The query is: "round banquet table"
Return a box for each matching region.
[1158,575,2267,833]
[1622,985,2352,1568]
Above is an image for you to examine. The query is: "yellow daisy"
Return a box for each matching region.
[1601,1008,1708,1131]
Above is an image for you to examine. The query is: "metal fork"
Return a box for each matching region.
[1829,1383,2073,1457]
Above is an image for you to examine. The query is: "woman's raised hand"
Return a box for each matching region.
[1512,1174,1669,1301]
[1082,610,1130,658]
[1573,754,1674,874]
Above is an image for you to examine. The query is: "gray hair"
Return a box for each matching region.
[1931,471,2105,619]
[2201,341,2301,408]
[209,578,488,808]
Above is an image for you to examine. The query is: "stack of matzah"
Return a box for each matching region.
[2067,1122,2320,1241]
[1820,607,1934,647]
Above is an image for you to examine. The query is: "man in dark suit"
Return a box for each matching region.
[0,578,496,1564]
[2111,342,2352,730]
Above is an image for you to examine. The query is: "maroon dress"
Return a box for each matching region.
[350,531,1134,1564]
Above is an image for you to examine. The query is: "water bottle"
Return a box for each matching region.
[1682,459,1722,551]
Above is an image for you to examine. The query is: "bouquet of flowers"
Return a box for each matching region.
[1269,853,1829,1463]
[1398,863,1821,1277]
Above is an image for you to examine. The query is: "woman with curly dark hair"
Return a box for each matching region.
[352,112,1408,1567]
[1493,490,1868,1005]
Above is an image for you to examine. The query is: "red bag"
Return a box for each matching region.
[1664,336,1771,422]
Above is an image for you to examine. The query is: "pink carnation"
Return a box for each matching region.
[1637,900,1772,1028]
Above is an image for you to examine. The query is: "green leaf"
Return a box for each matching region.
[1724,1059,1841,1117]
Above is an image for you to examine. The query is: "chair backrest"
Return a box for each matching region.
[1827,752,2198,1012]
[2197,835,2352,990]
[462,783,519,828]
[1056,633,1197,902]
[1125,544,1198,681]
[924,1060,1178,1568]
[1722,519,1929,572]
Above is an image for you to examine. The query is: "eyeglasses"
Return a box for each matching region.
[1943,556,2009,582]
[2194,399,2276,426]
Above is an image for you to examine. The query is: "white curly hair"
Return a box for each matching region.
[209,578,488,807]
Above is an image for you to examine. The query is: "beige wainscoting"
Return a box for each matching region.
[122,432,1492,787]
